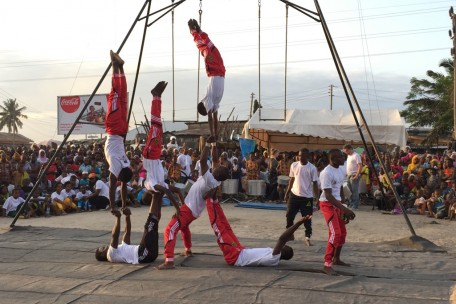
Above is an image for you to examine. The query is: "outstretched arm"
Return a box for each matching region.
[272,215,311,255]
[122,208,132,245]
[200,135,216,176]
[110,209,122,249]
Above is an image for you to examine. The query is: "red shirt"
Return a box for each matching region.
[142,96,162,160]
[191,30,225,77]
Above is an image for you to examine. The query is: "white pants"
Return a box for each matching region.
[202,76,224,113]
[143,159,167,192]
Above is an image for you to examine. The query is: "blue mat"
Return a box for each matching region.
[235,202,287,210]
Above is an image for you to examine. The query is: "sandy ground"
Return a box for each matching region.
[0,202,455,303]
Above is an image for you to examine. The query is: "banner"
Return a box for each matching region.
[58,94,112,135]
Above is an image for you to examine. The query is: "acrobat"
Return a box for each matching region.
[95,190,175,264]
[104,50,133,211]
[158,136,230,270]
[142,80,184,214]
[188,18,225,139]
[206,196,311,266]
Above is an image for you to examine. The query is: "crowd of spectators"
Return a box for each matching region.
[1,138,455,222]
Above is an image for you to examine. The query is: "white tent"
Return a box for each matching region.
[243,108,407,151]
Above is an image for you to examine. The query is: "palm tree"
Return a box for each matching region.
[0,98,28,134]
[400,58,454,145]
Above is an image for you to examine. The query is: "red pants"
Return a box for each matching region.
[106,73,128,135]
[163,204,196,262]
[320,201,346,267]
[206,198,244,265]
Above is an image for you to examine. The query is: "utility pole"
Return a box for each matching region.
[328,84,335,110]
[249,92,255,118]
[450,6,456,140]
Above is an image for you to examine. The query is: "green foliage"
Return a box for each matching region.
[0,98,28,134]
[400,58,454,145]
[253,99,262,114]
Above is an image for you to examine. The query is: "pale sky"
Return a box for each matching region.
[0,0,454,143]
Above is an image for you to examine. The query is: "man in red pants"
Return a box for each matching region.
[141,81,183,216]
[319,149,356,275]
[158,136,229,270]
[104,50,133,211]
[188,19,225,139]
[206,196,311,266]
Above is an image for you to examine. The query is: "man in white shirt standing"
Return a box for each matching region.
[343,144,362,211]
[177,146,191,183]
[284,148,319,246]
[206,195,311,267]
[319,149,356,276]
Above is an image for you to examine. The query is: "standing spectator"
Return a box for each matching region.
[177,147,191,183]
[0,151,12,185]
[166,136,178,150]
[284,148,319,246]
[246,152,260,181]
[343,144,362,211]
[168,155,182,184]
[267,149,279,201]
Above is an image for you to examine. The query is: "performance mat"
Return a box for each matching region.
[235,201,287,210]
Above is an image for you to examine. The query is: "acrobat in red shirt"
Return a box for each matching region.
[191,30,225,77]
[105,73,128,136]
[142,96,162,160]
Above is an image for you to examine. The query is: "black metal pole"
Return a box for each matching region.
[314,0,416,236]
[127,0,152,126]
[10,0,150,228]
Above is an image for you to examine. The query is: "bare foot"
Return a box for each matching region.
[110,50,124,66]
[179,250,193,257]
[333,259,351,267]
[157,262,175,270]
[305,238,312,246]
[323,267,339,276]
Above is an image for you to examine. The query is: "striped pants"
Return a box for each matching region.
[320,201,346,268]
[163,204,196,262]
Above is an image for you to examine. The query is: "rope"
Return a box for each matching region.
[196,0,203,122]
[284,4,288,120]
[171,0,176,122]
[258,0,261,120]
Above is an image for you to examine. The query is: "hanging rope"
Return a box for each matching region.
[284,4,288,120]
[196,0,203,122]
[258,0,262,120]
[171,0,176,122]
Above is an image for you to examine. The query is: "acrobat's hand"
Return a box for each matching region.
[151,81,168,97]
[122,207,131,216]
[111,209,122,218]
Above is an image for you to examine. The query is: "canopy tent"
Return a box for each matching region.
[243,108,407,152]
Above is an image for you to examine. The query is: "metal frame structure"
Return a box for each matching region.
[11,0,416,238]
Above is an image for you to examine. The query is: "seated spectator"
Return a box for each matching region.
[76,184,92,212]
[29,189,50,217]
[2,188,28,218]
[426,188,445,219]
[61,181,78,212]
[80,171,90,187]
[400,185,415,210]
[50,183,67,215]
[87,173,110,210]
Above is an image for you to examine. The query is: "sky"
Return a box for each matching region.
[0,0,454,143]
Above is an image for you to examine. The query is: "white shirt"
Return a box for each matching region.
[185,170,221,218]
[61,189,76,199]
[195,159,211,177]
[234,247,281,267]
[107,241,139,264]
[167,142,178,150]
[177,154,191,177]
[105,135,131,176]
[76,190,92,201]
[115,185,133,201]
[51,191,65,203]
[3,196,26,214]
[289,161,319,198]
[95,180,109,199]
[319,165,346,202]
[346,152,361,175]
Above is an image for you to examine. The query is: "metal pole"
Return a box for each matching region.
[451,7,456,140]
[127,0,152,126]
[10,0,151,227]
[315,0,416,236]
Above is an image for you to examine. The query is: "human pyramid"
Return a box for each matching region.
[94,19,355,276]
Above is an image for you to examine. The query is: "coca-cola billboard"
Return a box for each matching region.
[58,93,121,135]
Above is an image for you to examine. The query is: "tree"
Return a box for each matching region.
[400,58,454,145]
[0,98,28,134]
